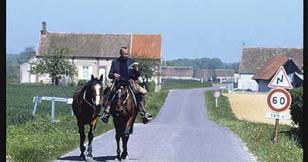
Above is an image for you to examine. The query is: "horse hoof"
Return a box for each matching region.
[80,154,85,161]
[121,151,128,159]
[87,152,93,158]
[86,156,93,162]
[116,154,121,161]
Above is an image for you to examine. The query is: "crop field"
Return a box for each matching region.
[205,91,302,162]
[224,92,292,125]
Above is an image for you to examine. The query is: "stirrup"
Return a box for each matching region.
[101,112,110,123]
[145,113,153,120]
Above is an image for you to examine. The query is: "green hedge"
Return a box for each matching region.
[289,87,303,145]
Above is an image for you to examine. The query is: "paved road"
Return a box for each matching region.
[55,88,257,162]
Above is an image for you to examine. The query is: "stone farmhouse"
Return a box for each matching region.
[161,66,194,80]
[20,22,162,86]
[194,69,235,83]
[252,55,303,92]
[238,47,303,91]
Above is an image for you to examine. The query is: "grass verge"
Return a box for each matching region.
[7,84,169,162]
[205,91,302,162]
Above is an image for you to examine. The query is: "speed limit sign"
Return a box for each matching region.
[267,88,292,112]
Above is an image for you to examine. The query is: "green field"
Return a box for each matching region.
[7,80,212,162]
[6,84,168,162]
[205,91,303,162]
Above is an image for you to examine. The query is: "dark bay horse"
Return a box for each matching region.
[72,74,103,161]
[109,81,138,160]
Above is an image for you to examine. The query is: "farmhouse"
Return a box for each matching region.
[238,47,303,91]
[252,56,303,92]
[194,69,235,83]
[20,22,162,86]
[161,66,194,80]
[193,69,215,81]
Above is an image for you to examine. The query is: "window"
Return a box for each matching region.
[83,66,89,79]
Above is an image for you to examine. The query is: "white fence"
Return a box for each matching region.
[32,96,73,122]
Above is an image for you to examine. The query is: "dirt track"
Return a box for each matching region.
[225,92,292,125]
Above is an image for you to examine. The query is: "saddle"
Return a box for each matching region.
[103,81,138,109]
[128,80,147,95]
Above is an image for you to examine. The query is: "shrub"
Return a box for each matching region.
[77,79,88,87]
[147,81,156,92]
[289,87,303,127]
[289,87,303,143]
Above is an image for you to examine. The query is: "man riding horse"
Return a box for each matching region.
[101,46,153,124]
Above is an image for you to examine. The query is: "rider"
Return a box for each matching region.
[101,46,153,124]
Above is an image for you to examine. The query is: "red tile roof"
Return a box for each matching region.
[252,55,296,80]
[131,34,161,60]
[239,47,303,74]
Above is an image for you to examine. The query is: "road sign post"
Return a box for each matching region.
[266,87,292,143]
[267,66,293,143]
[214,91,221,107]
[268,66,293,89]
[272,119,279,143]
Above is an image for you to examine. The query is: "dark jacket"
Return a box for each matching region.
[108,58,140,81]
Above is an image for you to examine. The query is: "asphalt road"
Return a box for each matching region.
[54,88,257,162]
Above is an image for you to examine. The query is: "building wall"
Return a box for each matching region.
[20,62,31,83]
[161,76,193,80]
[258,80,271,92]
[20,57,39,83]
[238,74,258,91]
[20,57,161,88]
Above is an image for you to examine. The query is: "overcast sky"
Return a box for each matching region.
[6,0,303,62]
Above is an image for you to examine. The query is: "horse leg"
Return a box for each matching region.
[86,124,94,160]
[115,132,122,161]
[124,116,134,135]
[121,134,129,159]
[78,122,86,160]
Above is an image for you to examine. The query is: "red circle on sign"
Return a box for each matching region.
[267,88,292,112]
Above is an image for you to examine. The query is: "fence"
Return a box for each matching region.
[32,96,73,122]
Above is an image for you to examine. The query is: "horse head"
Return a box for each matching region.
[88,74,104,106]
[114,85,130,114]
[80,74,104,108]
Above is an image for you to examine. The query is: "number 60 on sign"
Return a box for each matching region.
[267,88,292,112]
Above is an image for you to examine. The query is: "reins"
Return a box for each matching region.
[81,83,101,115]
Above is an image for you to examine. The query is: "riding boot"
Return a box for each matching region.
[138,95,152,124]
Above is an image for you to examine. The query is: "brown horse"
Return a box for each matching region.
[72,74,103,161]
[109,81,138,160]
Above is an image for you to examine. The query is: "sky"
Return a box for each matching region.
[6,0,303,63]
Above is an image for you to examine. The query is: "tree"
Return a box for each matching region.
[208,58,224,69]
[17,47,36,64]
[135,57,158,82]
[134,57,159,90]
[30,47,77,86]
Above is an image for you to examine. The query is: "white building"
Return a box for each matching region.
[238,47,303,91]
[20,22,162,86]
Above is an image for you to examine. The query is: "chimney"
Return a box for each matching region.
[41,21,47,35]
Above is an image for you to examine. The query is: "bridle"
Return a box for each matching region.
[82,82,101,113]
[117,86,130,106]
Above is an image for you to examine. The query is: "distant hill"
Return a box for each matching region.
[6,54,20,83]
